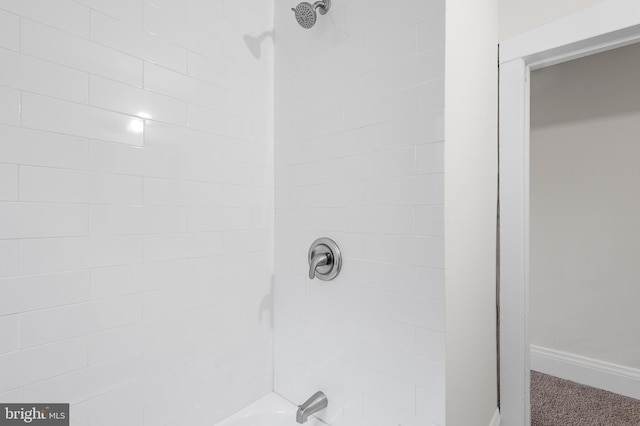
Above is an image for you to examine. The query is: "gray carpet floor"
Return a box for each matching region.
[531,371,640,425]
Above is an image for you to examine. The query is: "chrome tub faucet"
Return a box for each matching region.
[296,391,328,424]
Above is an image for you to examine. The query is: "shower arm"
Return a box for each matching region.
[291,1,330,15]
[313,1,330,14]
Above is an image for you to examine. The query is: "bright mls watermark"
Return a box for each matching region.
[0,404,69,425]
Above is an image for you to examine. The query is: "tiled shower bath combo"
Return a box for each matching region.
[0,0,446,425]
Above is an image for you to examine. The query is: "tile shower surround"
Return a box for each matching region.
[0,0,446,425]
[274,0,446,425]
[0,1,274,425]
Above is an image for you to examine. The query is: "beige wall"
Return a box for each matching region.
[531,43,640,369]
[499,0,604,40]
[445,0,499,424]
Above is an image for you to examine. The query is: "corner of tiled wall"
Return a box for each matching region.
[274,0,446,425]
[0,0,274,424]
[1,0,448,423]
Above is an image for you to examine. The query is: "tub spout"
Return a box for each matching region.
[296,391,328,424]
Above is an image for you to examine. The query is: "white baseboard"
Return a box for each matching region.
[530,345,640,400]
[489,407,501,426]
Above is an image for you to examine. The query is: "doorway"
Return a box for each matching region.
[498,2,640,424]
[528,42,640,425]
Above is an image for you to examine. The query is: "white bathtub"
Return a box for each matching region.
[214,393,328,426]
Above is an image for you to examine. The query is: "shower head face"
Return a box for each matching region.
[292,2,317,29]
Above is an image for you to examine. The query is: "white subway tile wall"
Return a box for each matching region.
[0,1,274,426]
[274,0,445,425]
[0,0,446,424]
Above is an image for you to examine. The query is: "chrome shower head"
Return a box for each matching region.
[292,2,316,29]
[291,0,331,29]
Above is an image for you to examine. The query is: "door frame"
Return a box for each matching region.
[498,1,640,425]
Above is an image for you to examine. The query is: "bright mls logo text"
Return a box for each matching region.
[0,404,69,425]
[5,407,49,423]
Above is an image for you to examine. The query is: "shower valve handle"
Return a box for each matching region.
[307,238,342,281]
